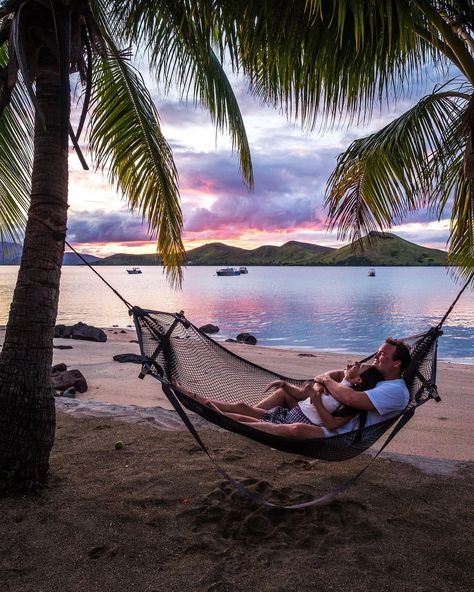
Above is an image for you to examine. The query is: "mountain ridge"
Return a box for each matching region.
[94,232,447,266]
[0,233,448,267]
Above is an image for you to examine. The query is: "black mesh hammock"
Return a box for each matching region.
[131,308,441,463]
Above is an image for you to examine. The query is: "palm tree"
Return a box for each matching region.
[215,1,473,274]
[0,0,255,487]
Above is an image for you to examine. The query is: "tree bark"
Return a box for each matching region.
[0,43,69,486]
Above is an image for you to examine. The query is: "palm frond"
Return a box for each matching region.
[211,0,439,129]
[116,0,253,187]
[325,91,468,241]
[89,50,184,286]
[448,175,474,283]
[0,46,33,244]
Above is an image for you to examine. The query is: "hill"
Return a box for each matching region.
[320,232,446,266]
[186,240,334,265]
[94,253,162,266]
[63,252,102,265]
[93,234,447,266]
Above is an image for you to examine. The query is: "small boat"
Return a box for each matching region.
[127,267,142,274]
[216,267,240,276]
[368,268,376,277]
[238,266,248,274]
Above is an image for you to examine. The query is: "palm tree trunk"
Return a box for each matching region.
[0,57,69,487]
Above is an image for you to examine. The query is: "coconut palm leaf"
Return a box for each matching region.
[325,91,469,240]
[0,47,34,244]
[448,175,474,282]
[210,0,439,129]
[113,0,253,187]
[88,49,184,285]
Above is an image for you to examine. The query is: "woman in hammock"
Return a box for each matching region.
[172,363,383,438]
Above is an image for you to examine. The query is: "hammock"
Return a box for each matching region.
[131,307,442,462]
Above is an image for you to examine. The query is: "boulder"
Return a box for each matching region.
[52,369,88,394]
[52,363,67,373]
[71,322,107,342]
[54,324,72,338]
[225,338,238,343]
[236,332,257,345]
[199,323,220,334]
[54,322,107,342]
[113,353,142,364]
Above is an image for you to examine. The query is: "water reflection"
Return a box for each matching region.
[0,265,472,362]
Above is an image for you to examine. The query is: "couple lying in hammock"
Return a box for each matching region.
[173,338,411,440]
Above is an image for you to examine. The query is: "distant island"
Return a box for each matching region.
[93,232,447,267]
[0,232,447,267]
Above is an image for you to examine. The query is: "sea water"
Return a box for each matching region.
[0,266,472,363]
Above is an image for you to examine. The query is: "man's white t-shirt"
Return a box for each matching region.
[330,378,410,436]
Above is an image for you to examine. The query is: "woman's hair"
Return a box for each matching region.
[333,366,384,418]
[355,366,383,391]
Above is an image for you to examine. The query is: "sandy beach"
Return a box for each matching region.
[1,326,473,591]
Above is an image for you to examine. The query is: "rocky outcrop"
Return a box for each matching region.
[113,353,142,364]
[54,322,107,342]
[52,367,88,394]
[199,323,220,334]
[236,332,257,345]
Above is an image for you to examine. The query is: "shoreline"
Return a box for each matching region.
[1,326,473,590]
[1,325,473,465]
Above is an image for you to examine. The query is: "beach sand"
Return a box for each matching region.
[1,327,473,591]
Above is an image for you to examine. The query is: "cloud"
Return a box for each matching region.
[67,210,151,244]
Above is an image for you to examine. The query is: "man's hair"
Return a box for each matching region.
[385,337,411,372]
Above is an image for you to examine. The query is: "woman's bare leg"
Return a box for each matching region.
[171,379,267,418]
[256,386,304,410]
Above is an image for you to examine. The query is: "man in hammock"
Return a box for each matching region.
[173,337,411,439]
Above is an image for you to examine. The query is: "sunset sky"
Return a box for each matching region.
[66,65,452,258]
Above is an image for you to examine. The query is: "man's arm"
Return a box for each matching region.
[319,375,376,411]
[314,369,345,384]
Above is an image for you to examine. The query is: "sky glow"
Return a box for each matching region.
[66,67,452,257]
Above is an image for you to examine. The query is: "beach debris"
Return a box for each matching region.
[113,353,142,364]
[129,339,139,344]
[52,368,88,394]
[298,353,317,357]
[53,344,73,350]
[199,323,220,334]
[52,363,67,373]
[114,441,124,450]
[120,329,127,333]
[54,322,107,342]
[225,338,238,343]
[236,332,257,345]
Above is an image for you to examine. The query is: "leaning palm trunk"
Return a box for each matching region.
[0,64,69,487]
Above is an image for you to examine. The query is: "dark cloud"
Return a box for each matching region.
[67,210,151,243]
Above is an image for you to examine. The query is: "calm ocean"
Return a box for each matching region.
[0,266,472,363]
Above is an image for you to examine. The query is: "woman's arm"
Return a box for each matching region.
[318,375,376,411]
[310,392,356,431]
